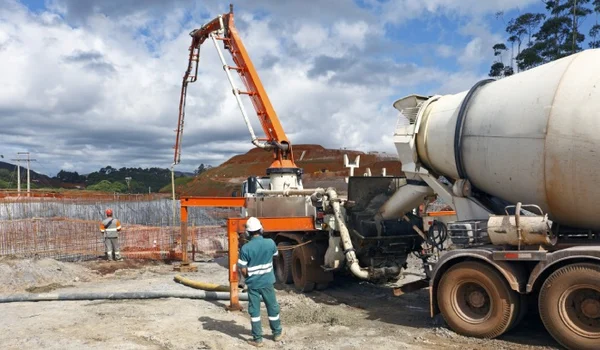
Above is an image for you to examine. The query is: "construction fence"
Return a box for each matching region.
[0,195,238,261]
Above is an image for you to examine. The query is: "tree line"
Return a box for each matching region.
[54,165,208,193]
[490,0,600,78]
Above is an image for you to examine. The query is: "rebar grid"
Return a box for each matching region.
[0,196,235,261]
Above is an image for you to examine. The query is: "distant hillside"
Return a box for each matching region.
[1,145,401,195]
[172,144,401,197]
[62,166,188,193]
[0,161,56,188]
[0,161,193,193]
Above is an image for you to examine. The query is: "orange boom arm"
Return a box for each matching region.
[173,4,298,172]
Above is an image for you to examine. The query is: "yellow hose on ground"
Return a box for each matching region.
[174,275,230,292]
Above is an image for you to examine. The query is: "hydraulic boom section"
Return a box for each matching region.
[173,5,301,189]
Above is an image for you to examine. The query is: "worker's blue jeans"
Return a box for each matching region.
[247,285,282,342]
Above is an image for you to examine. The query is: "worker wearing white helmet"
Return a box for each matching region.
[237,217,283,347]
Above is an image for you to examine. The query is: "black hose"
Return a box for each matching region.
[427,220,448,251]
[0,290,249,304]
[454,79,494,179]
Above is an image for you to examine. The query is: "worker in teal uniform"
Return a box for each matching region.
[237,217,283,347]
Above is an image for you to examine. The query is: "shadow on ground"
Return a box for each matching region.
[198,316,249,342]
[278,275,559,349]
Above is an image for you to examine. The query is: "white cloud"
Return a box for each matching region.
[459,37,485,65]
[436,44,455,58]
[457,20,504,67]
[333,20,370,50]
[0,0,539,176]
[382,0,539,23]
[433,70,487,95]
[292,24,328,52]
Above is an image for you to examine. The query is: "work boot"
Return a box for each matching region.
[246,339,264,347]
[115,252,123,261]
[106,252,113,261]
[273,331,284,342]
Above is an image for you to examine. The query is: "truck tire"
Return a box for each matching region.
[437,261,519,338]
[315,283,329,291]
[275,242,293,284]
[291,247,315,293]
[538,263,600,350]
[508,295,529,331]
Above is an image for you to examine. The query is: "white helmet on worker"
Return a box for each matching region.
[246,217,263,234]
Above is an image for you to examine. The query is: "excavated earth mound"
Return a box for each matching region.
[177,144,401,196]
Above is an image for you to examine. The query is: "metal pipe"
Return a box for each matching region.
[209,33,269,150]
[171,163,177,232]
[326,188,369,280]
[256,188,325,196]
[375,183,433,221]
[0,290,249,304]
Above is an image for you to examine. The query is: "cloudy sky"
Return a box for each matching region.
[0,0,548,175]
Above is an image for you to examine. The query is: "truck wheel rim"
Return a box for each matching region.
[452,280,492,324]
[558,284,600,339]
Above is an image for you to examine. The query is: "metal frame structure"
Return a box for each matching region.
[178,196,315,310]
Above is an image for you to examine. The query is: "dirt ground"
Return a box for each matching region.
[0,257,561,350]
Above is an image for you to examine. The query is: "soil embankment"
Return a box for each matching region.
[177,144,401,196]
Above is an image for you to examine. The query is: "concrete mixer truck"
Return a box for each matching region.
[238,49,598,349]
[237,46,599,350]
[338,48,600,350]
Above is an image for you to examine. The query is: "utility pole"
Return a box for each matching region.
[13,159,21,194]
[125,176,132,193]
[13,152,36,197]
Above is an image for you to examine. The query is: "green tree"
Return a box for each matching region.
[509,13,546,47]
[87,180,127,192]
[493,43,508,64]
[195,163,212,175]
[517,43,545,71]
[492,1,593,74]
[537,0,591,59]
[590,0,600,47]
[55,170,84,183]
[507,35,520,70]
[505,13,545,71]
[489,44,515,78]
[0,169,12,181]
[489,62,506,77]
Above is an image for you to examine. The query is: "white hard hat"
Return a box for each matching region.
[246,217,263,232]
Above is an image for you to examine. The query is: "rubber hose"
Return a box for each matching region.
[0,290,249,304]
[427,220,448,251]
[174,275,229,292]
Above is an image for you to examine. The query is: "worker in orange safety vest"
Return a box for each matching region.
[99,208,123,261]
